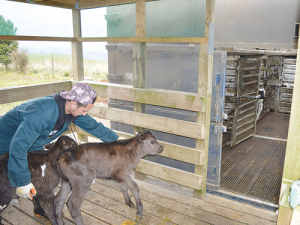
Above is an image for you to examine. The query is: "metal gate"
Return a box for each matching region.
[278,58,297,113]
[224,56,261,146]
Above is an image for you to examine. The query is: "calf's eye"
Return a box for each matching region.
[150,140,155,144]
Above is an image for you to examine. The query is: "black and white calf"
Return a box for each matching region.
[0,135,77,225]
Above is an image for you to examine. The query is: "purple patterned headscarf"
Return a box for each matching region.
[59,83,97,104]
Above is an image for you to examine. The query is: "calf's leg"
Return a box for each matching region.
[66,180,92,225]
[54,180,71,225]
[117,182,135,208]
[36,192,57,225]
[119,176,143,218]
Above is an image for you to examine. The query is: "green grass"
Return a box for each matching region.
[0,53,108,115]
[0,70,69,88]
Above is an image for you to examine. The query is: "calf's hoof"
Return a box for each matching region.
[127,202,135,208]
[136,208,143,220]
[136,212,143,220]
[32,197,49,221]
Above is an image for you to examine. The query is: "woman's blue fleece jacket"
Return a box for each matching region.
[0,94,119,187]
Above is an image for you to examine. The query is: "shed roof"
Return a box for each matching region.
[7,0,155,9]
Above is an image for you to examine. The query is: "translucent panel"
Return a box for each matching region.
[106,4,135,37]
[81,7,107,37]
[106,0,206,37]
[145,0,206,37]
[0,0,72,37]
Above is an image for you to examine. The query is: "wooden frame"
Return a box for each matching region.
[72,9,84,81]
[0,0,216,199]
[0,82,72,104]
[0,35,208,44]
[8,0,157,10]
[81,82,205,111]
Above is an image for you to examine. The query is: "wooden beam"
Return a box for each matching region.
[133,0,147,181]
[0,81,205,112]
[79,37,209,43]
[194,0,215,199]
[135,0,146,38]
[7,0,160,10]
[78,81,205,112]
[135,160,203,190]
[72,9,84,81]
[133,0,146,133]
[88,105,205,139]
[0,35,76,42]
[0,35,208,44]
[0,81,72,104]
[158,141,204,166]
[74,0,156,9]
[8,0,76,9]
[277,205,294,225]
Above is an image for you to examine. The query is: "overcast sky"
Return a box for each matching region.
[0,0,108,58]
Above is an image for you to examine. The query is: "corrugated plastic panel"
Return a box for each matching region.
[106,0,206,37]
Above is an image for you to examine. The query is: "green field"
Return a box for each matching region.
[0,53,109,115]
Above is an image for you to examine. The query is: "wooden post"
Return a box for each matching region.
[134,0,147,180]
[277,27,300,225]
[194,0,215,199]
[51,53,54,78]
[72,9,84,81]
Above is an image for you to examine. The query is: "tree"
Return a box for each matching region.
[0,15,18,70]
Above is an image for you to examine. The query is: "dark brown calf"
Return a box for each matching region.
[0,135,77,225]
[54,131,164,225]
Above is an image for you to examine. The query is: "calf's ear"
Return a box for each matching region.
[44,142,55,150]
[140,133,146,140]
[62,138,67,146]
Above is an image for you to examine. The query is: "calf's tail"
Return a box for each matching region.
[55,158,69,183]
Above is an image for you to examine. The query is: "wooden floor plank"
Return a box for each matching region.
[1,172,277,225]
[95,178,276,225]
[10,198,73,225]
[86,185,181,225]
[2,204,42,225]
[134,177,276,223]
[140,176,276,222]
[60,197,128,225]
[90,182,232,225]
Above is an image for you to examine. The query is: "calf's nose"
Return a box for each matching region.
[158,144,164,153]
